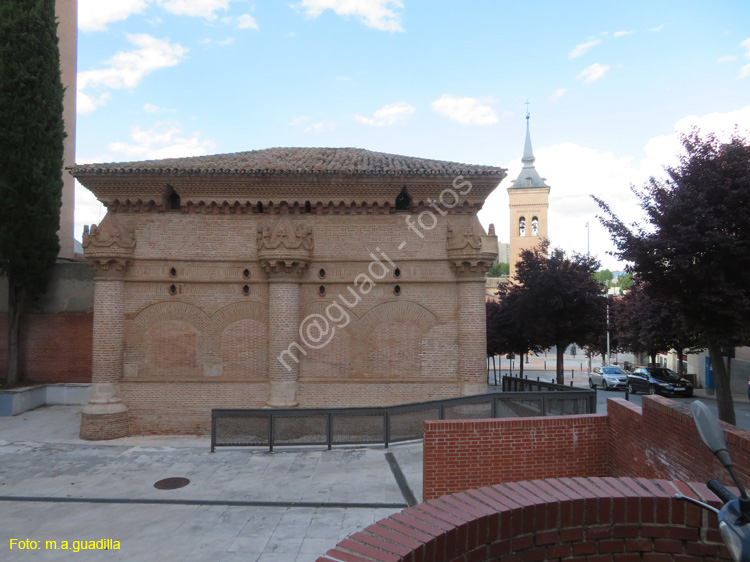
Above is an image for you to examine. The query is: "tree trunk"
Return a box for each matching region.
[556,345,564,385]
[677,349,684,375]
[6,280,25,385]
[519,353,524,378]
[708,339,735,425]
[649,352,657,366]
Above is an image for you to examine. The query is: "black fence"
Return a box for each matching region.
[501,375,585,392]
[211,384,596,452]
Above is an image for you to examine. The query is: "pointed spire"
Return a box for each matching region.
[510,113,549,189]
[521,114,535,166]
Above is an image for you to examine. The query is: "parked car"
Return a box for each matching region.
[627,366,694,397]
[589,366,629,390]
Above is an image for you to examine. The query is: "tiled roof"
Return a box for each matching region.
[71,147,503,177]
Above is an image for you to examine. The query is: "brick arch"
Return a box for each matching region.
[212,301,269,332]
[316,477,728,562]
[353,300,438,336]
[131,301,212,331]
[298,300,354,380]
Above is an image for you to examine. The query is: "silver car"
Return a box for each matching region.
[589,366,629,390]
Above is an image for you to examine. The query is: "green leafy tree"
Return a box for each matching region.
[594,130,750,423]
[612,272,633,291]
[593,269,613,287]
[486,262,509,277]
[497,240,606,384]
[0,0,65,384]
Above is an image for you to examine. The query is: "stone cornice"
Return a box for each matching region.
[73,174,502,212]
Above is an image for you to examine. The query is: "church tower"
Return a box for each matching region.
[507,114,550,277]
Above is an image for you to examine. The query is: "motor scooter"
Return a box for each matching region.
[675,401,750,562]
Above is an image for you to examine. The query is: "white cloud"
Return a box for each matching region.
[650,24,665,32]
[236,14,259,29]
[549,88,567,102]
[157,0,231,19]
[304,121,336,133]
[430,95,498,125]
[144,103,160,113]
[740,38,750,78]
[78,0,149,32]
[568,39,601,59]
[478,106,750,270]
[295,0,404,32]
[108,121,217,160]
[77,34,188,115]
[289,115,311,126]
[614,30,633,38]
[354,102,415,126]
[576,63,610,84]
[78,92,111,115]
[74,180,107,240]
[640,105,750,177]
[718,55,738,63]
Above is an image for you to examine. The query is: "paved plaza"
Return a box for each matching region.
[0,406,422,561]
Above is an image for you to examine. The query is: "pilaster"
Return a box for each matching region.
[80,216,134,439]
[258,218,313,407]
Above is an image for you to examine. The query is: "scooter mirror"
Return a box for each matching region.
[691,401,732,469]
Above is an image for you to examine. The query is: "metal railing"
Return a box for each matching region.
[501,375,584,392]
[211,386,597,452]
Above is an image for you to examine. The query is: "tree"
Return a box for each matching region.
[612,272,633,292]
[487,288,542,379]
[0,0,65,384]
[594,129,750,424]
[497,240,606,384]
[611,281,699,372]
[593,269,613,287]
[486,262,509,277]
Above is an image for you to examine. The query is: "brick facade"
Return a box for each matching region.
[72,148,505,438]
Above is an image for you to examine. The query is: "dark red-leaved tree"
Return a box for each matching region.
[611,281,699,373]
[497,240,606,384]
[594,129,750,424]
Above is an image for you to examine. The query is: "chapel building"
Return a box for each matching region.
[72,148,503,439]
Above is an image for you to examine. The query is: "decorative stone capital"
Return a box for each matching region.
[260,259,309,277]
[447,223,498,277]
[83,214,136,276]
[258,218,313,278]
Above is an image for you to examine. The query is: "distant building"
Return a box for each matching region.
[56,0,77,260]
[507,115,550,277]
[72,148,503,438]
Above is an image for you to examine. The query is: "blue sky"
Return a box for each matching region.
[74,0,750,269]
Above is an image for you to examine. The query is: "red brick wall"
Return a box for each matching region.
[423,415,609,500]
[0,312,92,383]
[317,477,730,562]
[423,396,750,503]
[608,395,750,486]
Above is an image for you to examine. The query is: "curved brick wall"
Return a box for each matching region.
[316,477,730,562]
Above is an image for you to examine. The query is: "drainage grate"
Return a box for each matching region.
[153,477,190,490]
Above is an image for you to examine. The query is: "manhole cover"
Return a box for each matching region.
[154,477,190,490]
